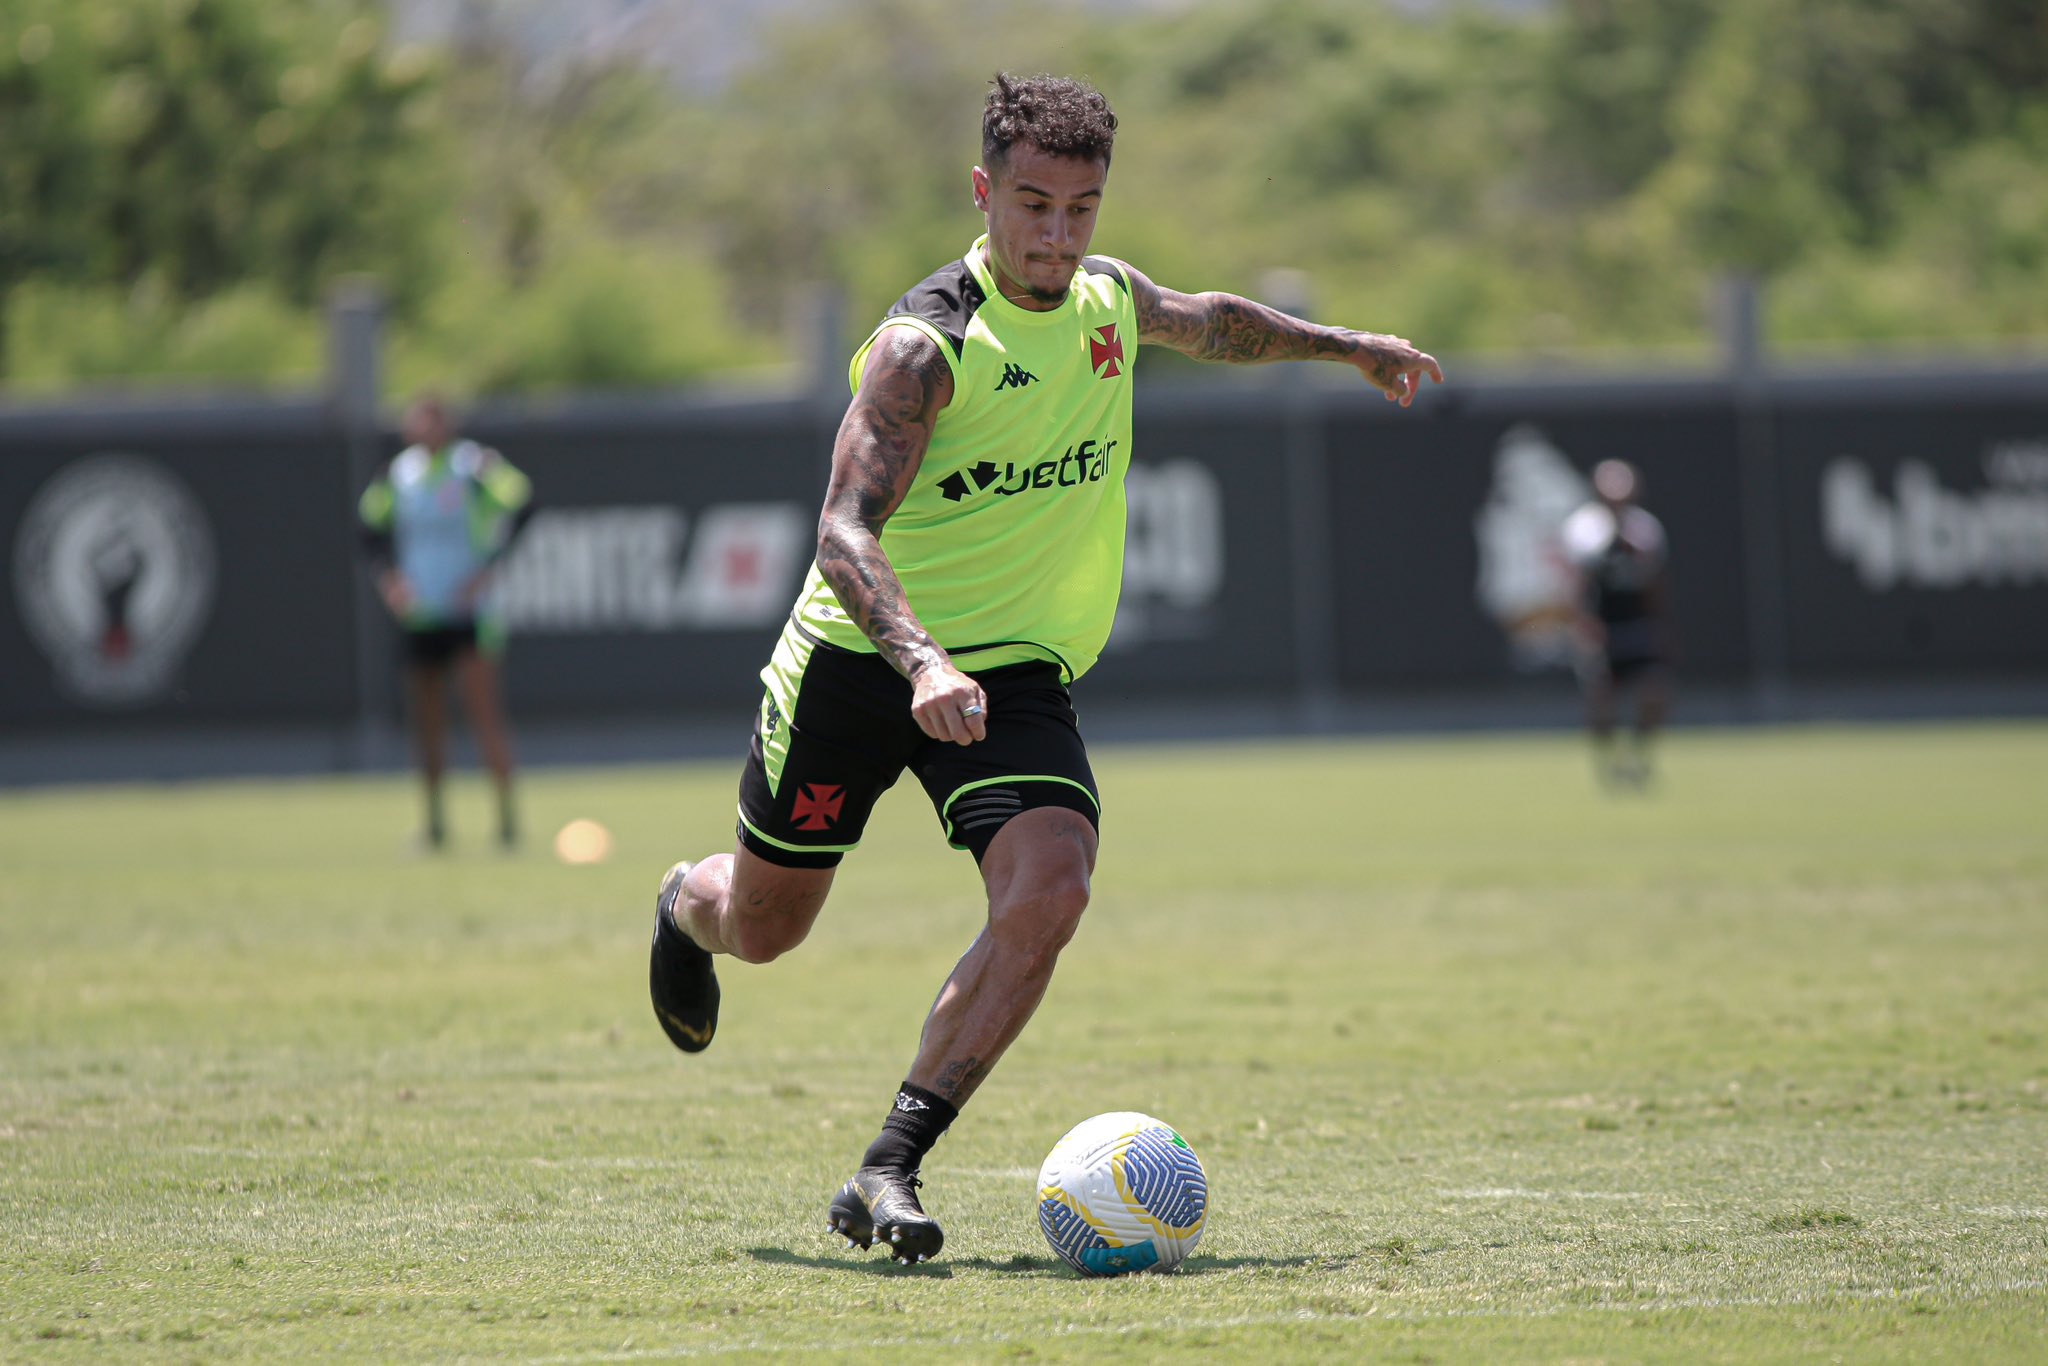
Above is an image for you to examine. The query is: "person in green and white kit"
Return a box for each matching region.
[359,394,534,849]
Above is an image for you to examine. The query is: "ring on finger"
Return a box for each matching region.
[961,705,983,719]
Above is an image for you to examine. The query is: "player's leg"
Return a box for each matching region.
[452,640,517,846]
[404,647,452,846]
[649,849,833,1055]
[907,806,1096,1104]
[1581,662,1621,787]
[1629,663,1672,785]
[650,631,911,1053]
[830,662,1099,1264]
[671,848,835,963]
[829,806,1097,1263]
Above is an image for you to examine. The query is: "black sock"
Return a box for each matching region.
[859,1083,959,1175]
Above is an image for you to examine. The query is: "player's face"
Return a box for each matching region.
[1594,460,1638,507]
[404,402,452,452]
[973,144,1108,310]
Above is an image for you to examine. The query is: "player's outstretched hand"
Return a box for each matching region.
[910,662,988,746]
[1352,334,1443,407]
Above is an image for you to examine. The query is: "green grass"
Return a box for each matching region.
[3,723,2045,1362]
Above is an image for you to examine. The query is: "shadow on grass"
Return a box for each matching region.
[749,1246,961,1278]
[749,1247,1319,1277]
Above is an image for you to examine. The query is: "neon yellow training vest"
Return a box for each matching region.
[789,235,1138,683]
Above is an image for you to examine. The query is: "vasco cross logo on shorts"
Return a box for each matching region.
[791,783,845,831]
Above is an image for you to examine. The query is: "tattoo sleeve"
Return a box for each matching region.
[815,328,955,680]
[1126,261,1365,365]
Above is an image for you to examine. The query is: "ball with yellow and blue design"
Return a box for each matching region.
[1036,1111,1208,1275]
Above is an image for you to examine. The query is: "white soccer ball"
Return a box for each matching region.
[1036,1111,1208,1276]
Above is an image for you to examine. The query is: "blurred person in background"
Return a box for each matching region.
[1562,459,1672,789]
[359,395,535,849]
[646,72,1442,1265]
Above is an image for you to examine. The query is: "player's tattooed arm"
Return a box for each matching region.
[1118,259,1444,407]
[816,327,957,680]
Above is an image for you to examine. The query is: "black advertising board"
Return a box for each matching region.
[480,405,1302,720]
[1324,391,1752,686]
[460,410,828,718]
[1081,410,1299,705]
[1772,398,2048,677]
[4,368,2043,748]
[2,415,359,726]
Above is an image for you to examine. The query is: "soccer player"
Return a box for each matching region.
[359,394,534,848]
[648,72,1442,1263]
[1561,459,1672,789]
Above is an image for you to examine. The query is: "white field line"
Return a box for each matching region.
[1963,1206,2048,1218]
[172,1146,281,1158]
[1436,1188,1650,1201]
[152,1151,1049,1178]
[512,1278,2048,1365]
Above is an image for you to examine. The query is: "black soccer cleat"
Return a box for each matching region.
[826,1167,944,1265]
[648,861,719,1053]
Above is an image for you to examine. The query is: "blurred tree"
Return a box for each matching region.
[684,0,1087,333]
[1549,0,2048,272]
[0,0,442,378]
[4,0,2044,392]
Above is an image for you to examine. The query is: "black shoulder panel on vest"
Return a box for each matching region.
[1080,256,1130,294]
[883,260,987,359]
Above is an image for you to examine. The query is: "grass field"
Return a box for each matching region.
[3,723,2045,1362]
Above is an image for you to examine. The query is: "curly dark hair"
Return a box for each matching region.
[982,72,1117,175]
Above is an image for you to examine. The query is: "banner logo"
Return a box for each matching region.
[1105,459,1225,650]
[13,455,217,705]
[1472,424,1591,671]
[493,502,808,633]
[1823,444,2048,590]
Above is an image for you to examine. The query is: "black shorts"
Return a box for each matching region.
[1581,618,1663,686]
[1604,654,1665,685]
[403,623,479,667]
[736,636,1099,869]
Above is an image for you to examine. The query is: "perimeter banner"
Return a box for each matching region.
[5,379,2044,738]
[1775,400,2048,676]
[1,421,358,726]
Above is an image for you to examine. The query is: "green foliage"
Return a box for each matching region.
[3,0,2045,393]
[2,278,322,392]
[0,0,443,309]
[385,232,783,397]
[683,0,1086,330]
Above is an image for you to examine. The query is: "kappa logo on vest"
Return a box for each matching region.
[1089,324,1125,379]
[993,363,1038,392]
[935,439,1118,502]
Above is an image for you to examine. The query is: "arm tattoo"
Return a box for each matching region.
[1128,261,1370,366]
[815,329,955,679]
